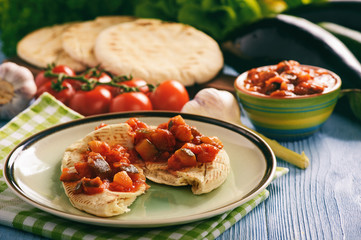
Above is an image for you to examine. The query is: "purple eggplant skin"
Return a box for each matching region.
[285,0,361,32]
[222,14,361,89]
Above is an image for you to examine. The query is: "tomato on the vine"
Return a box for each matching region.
[52,65,76,76]
[69,86,112,116]
[96,72,112,83]
[150,80,189,111]
[82,70,113,92]
[122,78,149,94]
[35,65,76,89]
[108,78,149,97]
[84,70,112,84]
[109,92,153,112]
[34,71,49,88]
[35,81,76,105]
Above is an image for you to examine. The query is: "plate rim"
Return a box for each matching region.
[4,111,277,228]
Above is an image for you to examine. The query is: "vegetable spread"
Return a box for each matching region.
[60,115,224,195]
[60,140,146,195]
[244,60,337,97]
[128,115,223,171]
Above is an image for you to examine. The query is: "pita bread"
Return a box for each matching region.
[144,148,230,195]
[17,23,86,72]
[61,123,147,217]
[62,16,136,67]
[94,18,224,86]
[61,118,230,216]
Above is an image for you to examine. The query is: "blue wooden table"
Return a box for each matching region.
[1,50,361,240]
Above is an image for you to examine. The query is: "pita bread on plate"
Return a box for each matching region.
[61,123,147,217]
[144,148,230,195]
[17,23,86,72]
[62,16,136,67]
[94,18,224,86]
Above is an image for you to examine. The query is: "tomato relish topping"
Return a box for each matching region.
[126,115,223,171]
[60,140,147,195]
[244,60,336,97]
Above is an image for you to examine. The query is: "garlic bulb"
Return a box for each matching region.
[181,88,242,124]
[0,62,37,119]
[181,88,310,169]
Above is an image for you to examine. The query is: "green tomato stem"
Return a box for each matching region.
[43,66,149,92]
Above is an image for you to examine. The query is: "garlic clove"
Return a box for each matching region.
[0,62,37,119]
[181,88,242,124]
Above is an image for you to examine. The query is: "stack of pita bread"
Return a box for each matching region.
[17,16,224,86]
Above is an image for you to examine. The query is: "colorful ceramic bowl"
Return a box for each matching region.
[234,64,342,140]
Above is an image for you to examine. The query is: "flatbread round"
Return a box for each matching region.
[62,16,136,67]
[17,23,86,72]
[94,18,224,86]
[61,123,147,217]
[144,148,230,195]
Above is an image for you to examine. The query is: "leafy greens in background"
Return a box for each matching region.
[0,0,134,56]
[0,0,325,57]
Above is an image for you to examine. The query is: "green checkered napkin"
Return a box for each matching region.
[0,92,288,240]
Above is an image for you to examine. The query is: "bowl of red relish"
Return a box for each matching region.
[234,60,342,140]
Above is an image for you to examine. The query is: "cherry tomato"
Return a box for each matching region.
[35,81,75,105]
[35,65,76,89]
[96,72,112,83]
[84,70,112,84]
[34,71,48,88]
[122,78,149,94]
[109,92,153,112]
[95,72,113,93]
[108,78,149,97]
[82,70,113,92]
[69,86,112,116]
[150,80,189,111]
[52,65,76,76]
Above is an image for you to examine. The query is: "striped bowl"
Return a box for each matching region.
[234,65,342,140]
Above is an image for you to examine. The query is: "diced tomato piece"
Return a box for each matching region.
[157,122,168,129]
[88,140,111,155]
[200,136,223,149]
[60,168,81,182]
[113,171,133,188]
[166,116,194,142]
[168,115,186,127]
[126,118,149,131]
[106,144,130,164]
[74,162,93,178]
[81,177,107,195]
[168,154,182,170]
[150,129,176,151]
[173,124,193,142]
[168,148,197,170]
[197,144,220,163]
[181,143,201,154]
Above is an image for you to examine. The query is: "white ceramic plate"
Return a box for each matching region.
[4,112,276,228]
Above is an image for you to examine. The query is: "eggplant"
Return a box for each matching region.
[318,22,361,63]
[285,0,361,32]
[222,14,361,89]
